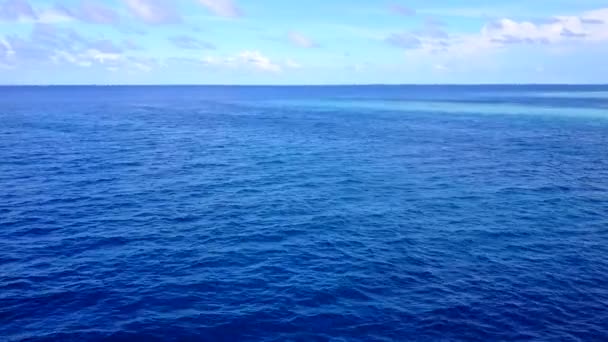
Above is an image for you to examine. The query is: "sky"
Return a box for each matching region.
[0,0,607,84]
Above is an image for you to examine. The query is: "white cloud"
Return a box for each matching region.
[197,0,242,18]
[37,7,72,23]
[51,51,93,67]
[3,22,151,72]
[580,8,608,40]
[131,61,153,72]
[238,50,281,72]
[0,37,14,56]
[381,7,608,80]
[123,0,180,24]
[481,8,608,45]
[288,31,318,48]
[433,64,448,71]
[285,59,301,69]
[201,55,219,66]
[483,19,571,44]
[52,49,121,67]
[202,50,284,72]
[51,49,157,73]
[390,7,608,60]
[86,49,122,63]
[0,36,15,68]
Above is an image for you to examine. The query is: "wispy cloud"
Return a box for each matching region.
[0,0,72,23]
[202,50,284,72]
[386,32,421,49]
[236,50,281,72]
[581,18,604,25]
[2,22,147,72]
[0,0,36,21]
[169,35,215,50]
[197,0,242,18]
[123,0,181,25]
[57,1,120,25]
[416,18,449,39]
[288,31,318,48]
[560,28,586,39]
[284,59,301,69]
[1,1,607,83]
[417,6,508,19]
[389,4,415,16]
[0,36,15,67]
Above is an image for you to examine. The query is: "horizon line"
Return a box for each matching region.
[1,83,607,87]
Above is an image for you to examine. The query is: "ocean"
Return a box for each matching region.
[1,85,607,341]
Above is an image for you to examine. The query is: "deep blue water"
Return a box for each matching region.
[1,85,608,341]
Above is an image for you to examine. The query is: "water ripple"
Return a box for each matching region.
[1,86,608,341]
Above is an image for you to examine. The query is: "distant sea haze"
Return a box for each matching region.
[1,85,607,341]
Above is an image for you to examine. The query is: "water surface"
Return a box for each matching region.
[1,85,608,341]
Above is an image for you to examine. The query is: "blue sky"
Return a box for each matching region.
[0,0,607,84]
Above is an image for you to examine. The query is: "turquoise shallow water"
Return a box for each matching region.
[1,85,608,341]
[255,98,608,118]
